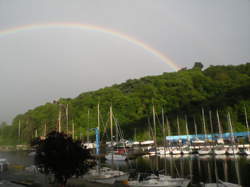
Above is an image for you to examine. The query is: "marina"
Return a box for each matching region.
[0,150,250,186]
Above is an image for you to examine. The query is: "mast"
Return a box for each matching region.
[216,110,223,138]
[185,115,190,142]
[161,108,166,155]
[244,106,250,141]
[109,105,114,163]
[87,109,90,143]
[110,106,113,145]
[227,112,235,145]
[152,105,157,149]
[66,104,69,135]
[177,115,181,145]
[58,105,62,133]
[97,103,100,130]
[201,108,207,141]
[18,120,21,143]
[193,117,198,138]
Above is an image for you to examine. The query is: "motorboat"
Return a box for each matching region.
[83,166,129,184]
[128,173,190,187]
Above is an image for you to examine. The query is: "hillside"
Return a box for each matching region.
[1,62,250,145]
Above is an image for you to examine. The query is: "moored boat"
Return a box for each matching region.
[214,145,226,155]
[83,167,129,184]
[128,173,190,187]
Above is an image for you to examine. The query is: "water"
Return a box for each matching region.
[1,151,250,186]
[104,155,250,187]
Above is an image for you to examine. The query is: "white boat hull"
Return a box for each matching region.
[128,174,190,187]
[171,149,182,155]
[198,148,212,155]
[226,147,239,155]
[84,167,129,184]
[158,149,170,155]
[244,148,250,155]
[105,153,127,161]
[214,149,226,155]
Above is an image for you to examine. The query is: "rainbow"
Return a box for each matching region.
[0,22,181,71]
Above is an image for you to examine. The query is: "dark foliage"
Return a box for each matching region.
[33,131,95,185]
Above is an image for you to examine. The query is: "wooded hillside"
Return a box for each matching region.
[1,63,249,145]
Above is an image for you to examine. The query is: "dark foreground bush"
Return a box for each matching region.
[32,131,95,186]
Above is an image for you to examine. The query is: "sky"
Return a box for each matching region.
[0,0,249,123]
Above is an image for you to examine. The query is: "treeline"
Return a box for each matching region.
[0,62,250,145]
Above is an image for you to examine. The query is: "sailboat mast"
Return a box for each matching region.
[87,109,90,143]
[66,104,69,135]
[110,106,113,147]
[244,106,250,141]
[185,115,189,142]
[227,112,235,144]
[58,105,62,133]
[152,105,157,148]
[97,103,100,130]
[177,115,181,145]
[162,108,166,153]
[18,120,21,142]
[177,115,180,136]
[193,117,198,138]
[216,110,223,138]
[202,108,207,140]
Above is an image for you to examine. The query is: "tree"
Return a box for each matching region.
[192,62,204,70]
[33,131,95,186]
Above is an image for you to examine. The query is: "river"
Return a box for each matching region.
[0,151,250,187]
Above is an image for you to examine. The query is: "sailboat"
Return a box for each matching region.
[127,173,190,187]
[128,107,190,187]
[105,106,127,161]
[198,108,212,155]
[214,110,227,155]
[84,104,129,184]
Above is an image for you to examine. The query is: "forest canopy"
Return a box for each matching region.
[0,63,250,145]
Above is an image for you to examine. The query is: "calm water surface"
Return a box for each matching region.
[0,151,250,187]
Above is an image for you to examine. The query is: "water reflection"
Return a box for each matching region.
[104,154,250,187]
[1,151,250,186]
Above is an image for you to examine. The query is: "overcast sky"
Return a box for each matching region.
[0,0,249,123]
